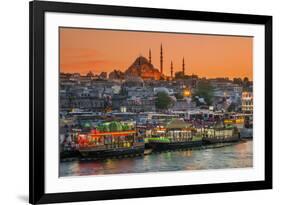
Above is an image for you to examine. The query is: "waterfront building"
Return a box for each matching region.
[242,91,253,113]
[223,113,250,129]
[60,95,105,112]
[125,97,156,113]
[172,98,195,111]
[109,69,125,80]
[210,80,243,111]
[123,76,145,87]
[211,81,243,99]
[127,86,154,98]
[70,73,81,81]
[112,95,127,111]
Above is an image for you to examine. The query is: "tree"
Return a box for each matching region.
[192,81,214,105]
[155,92,173,110]
[233,77,243,85]
[243,77,251,88]
[243,77,249,83]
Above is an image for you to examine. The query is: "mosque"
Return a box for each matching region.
[124,44,186,81]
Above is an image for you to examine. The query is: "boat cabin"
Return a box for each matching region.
[165,119,195,142]
[78,121,144,150]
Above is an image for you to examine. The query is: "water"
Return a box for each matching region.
[60,140,253,177]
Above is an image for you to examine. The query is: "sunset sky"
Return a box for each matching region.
[60,27,253,80]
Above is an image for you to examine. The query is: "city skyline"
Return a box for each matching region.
[60,28,253,80]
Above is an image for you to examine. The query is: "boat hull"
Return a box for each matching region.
[202,136,240,144]
[79,145,144,159]
[60,150,81,159]
[147,141,203,152]
[239,128,253,139]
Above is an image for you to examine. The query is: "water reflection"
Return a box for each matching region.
[60,140,253,177]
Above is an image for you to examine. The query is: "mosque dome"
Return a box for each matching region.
[125,56,162,80]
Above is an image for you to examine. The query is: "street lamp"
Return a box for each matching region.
[183,88,191,97]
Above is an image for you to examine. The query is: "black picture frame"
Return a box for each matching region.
[29,0,272,204]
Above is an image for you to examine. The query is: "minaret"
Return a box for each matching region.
[149,49,152,64]
[170,61,173,79]
[160,44,163,74]
[138,56,141,66]
[182,57,185,76]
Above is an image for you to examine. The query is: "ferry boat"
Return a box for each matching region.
[77,121,144,159]
[146,119,203,151]
[223,113,253,139]
[202,123,240,144]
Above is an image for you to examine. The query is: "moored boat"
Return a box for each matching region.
[77,121,144,159]
[239,128,253,139]
[202,124,240,144]
[146,119,203,151]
